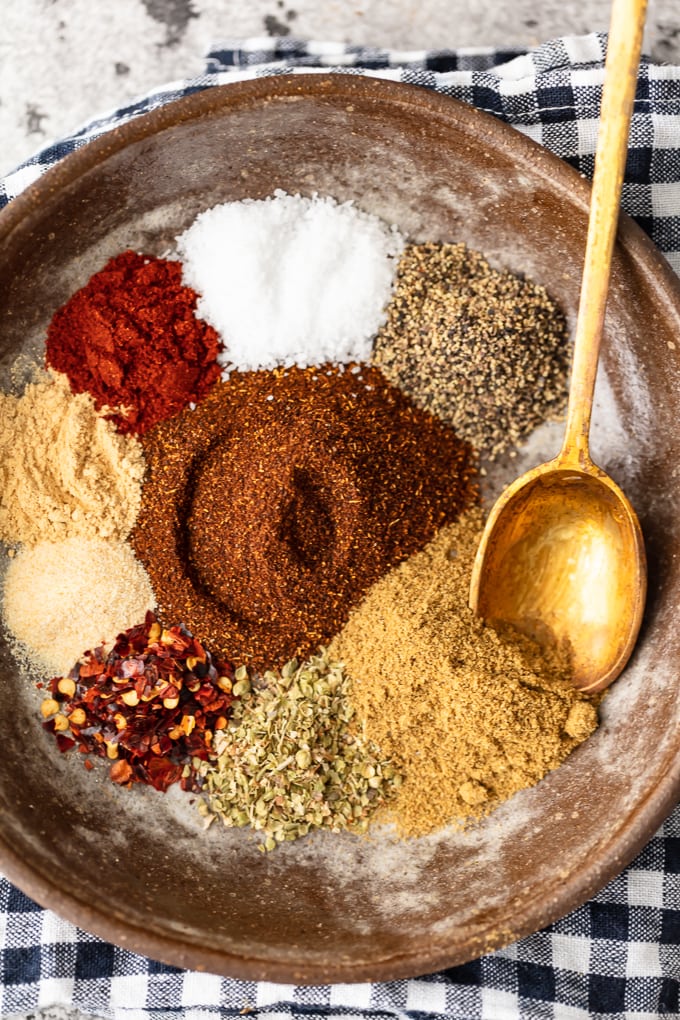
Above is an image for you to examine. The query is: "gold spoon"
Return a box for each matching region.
[469,0,648,694]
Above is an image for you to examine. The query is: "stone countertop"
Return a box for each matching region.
[1,0,679,180]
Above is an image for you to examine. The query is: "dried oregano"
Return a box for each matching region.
[197,650,401,851]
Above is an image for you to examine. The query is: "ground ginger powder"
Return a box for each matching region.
[0,371,145,546]
[330,507,600,837]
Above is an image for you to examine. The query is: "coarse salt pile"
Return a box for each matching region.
[176,190,405,372]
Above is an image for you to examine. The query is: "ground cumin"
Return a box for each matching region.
[131,364,478,670]
[330,507,599,837]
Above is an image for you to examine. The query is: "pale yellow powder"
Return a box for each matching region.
[3,538,155,675]
[0,371,145,546]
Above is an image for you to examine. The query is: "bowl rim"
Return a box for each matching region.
[1,70,679,983]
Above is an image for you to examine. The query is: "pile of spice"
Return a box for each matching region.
[46,250,222,435]
[41,612,237,792]
[3,537,155,675]
[177,191,405,372]
[198,650,401,851]
[330,506,599,836]
[0,193,598,851]
[131,363,478,669]
[0,371,144,546]
[372,242,570,459]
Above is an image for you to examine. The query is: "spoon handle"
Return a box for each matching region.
[560,0,647,465]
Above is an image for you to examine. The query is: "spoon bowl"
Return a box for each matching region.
[469,456,646,692]
[470,0,648,691]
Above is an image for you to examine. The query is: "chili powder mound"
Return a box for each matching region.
[45,250,222,435]
[131,365,478,669]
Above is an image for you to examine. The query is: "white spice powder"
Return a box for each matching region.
[3,538,156,676]
[176,190,405,373]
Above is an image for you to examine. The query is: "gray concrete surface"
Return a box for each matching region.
[2,0,680,1016]
[2,0,680,180]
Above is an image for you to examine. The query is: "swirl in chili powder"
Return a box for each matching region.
[131,364,479,670]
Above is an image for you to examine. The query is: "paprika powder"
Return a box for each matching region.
[46,250,222,434]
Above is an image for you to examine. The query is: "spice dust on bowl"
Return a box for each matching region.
[0,75,679,983]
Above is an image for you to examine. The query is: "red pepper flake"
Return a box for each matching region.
[55,735,77,754]
[43,611,235,792]
[110,759,134,785]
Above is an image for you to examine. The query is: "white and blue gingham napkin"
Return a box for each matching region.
[0,35,678,1020]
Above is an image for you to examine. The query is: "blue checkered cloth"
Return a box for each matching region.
[0,34,679,1020]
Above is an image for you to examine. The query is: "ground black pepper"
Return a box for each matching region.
[131,365,478,669]
[372,242,570,459]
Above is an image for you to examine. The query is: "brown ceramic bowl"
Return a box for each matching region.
[0,75,679,983]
